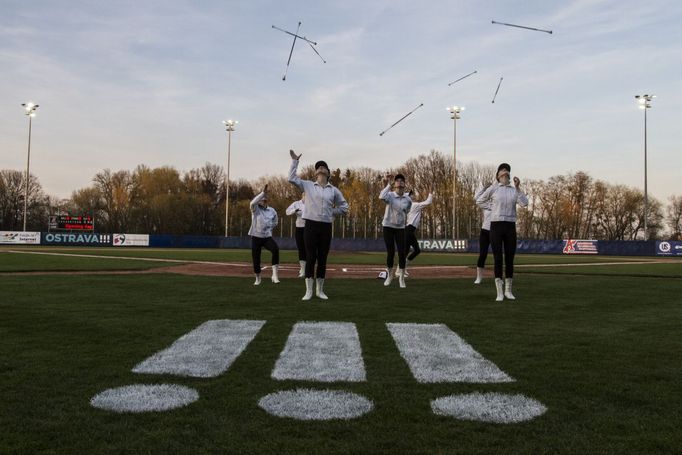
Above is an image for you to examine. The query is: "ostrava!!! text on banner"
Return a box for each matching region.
[417,239,468,252]
[42,232,112,246]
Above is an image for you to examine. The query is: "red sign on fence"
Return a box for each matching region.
[562,239,598,254]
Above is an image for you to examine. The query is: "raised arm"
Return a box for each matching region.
[379,183,392,202]
[288,150,305,191]
[514,177,528,207]
[250,191,266,212]
[476,184,496,208]
[473,184,488,201]
[285,201,299,216]
[411,193,433,211]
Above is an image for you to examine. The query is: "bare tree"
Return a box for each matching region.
[667,195,682,238]
[0,170,45,231]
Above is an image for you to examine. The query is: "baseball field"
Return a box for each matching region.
[1,247,680,454]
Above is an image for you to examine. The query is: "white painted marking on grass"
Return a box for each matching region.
[386,323,513,383]
[4,250,252,267]
[515,261,667,268]
[431,392,546,423]
[258,389,373,420]
[90,384,198,413]
[133,319,265,378]
[272,322,366,382]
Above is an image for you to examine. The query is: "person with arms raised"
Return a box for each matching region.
[288,150,349,300]
[476,163,528,301]
[249,184,280,286]
[380,174,412,288]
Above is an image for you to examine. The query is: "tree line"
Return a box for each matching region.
[2,150,681,240]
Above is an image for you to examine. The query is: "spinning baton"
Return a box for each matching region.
[379,103,424,136]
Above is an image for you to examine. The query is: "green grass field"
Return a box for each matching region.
[3,245,680,271]
[0,250,175,272]
[1,248,681,454]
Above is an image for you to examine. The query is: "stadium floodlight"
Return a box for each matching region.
[21,102,39,231]
[447,106,465,239]
[222,120,238,237]
[635,95,654,239]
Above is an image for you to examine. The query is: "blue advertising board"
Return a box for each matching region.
[655,241,682,256]
[42,232,113,246]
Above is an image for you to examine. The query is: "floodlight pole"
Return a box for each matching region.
[447,106,464,240]
[644,109,649,240]
[21,103,39,231]
[453,116,457,240]
[635,95,654,240]
[223,120,237,237]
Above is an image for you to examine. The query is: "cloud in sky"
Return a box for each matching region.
[1,0,681,200]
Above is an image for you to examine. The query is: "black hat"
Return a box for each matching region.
[496,163,511,181]
[314,160,330,173]
[394,173,406,182]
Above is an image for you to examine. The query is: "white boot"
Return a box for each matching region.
[298,260,306,278]
[383,268,394,286]
[302,278,314,301]
[504,278,516,300]
[316,278,328,300]
[474,267,484,284]
[404,260,411,277]
[398,268,406,288]
[254,274,262,286]
[271,265,280,283]
[495,278,504,302]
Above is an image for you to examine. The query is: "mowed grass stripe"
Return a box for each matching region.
[517,261,682,277]
[2,246,663,266]
[0,250,175,272]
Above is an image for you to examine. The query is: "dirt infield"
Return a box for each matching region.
[160,262,474,279]
[0,262,477,279]
[3,249,676,278]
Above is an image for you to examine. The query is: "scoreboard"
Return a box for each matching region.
[48,215,95,231]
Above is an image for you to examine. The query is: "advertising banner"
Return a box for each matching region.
[562,239,598,254]
[417,239,468,252]
[113,234,150,247]
[0,231,41,245]
[655,241,682,256]
[41,232,112,246]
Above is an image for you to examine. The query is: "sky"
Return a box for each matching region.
[1,0,681,201]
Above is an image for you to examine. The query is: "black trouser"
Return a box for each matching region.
[383,226,407,269]
[405,225,421,261]
[251,236,279,274]
[295,227,306,261]
[477,228,490,268]
[303,219,332,279]
[490,221,516,279]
